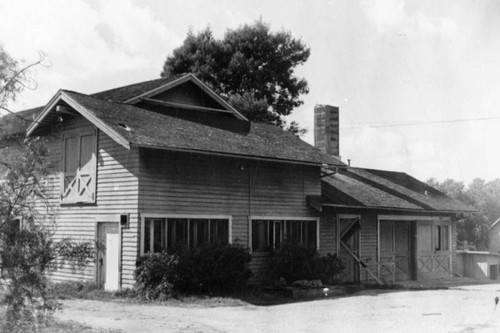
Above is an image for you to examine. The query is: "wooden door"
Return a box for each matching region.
[394,222,411,281]
[416,221,451,279]
[97,223,119,291]
[379,221,411,282]
[338,216,360,283]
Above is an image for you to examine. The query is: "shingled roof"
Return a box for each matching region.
[317,167,473,213]
[91,74,186,103]
[28,90,343,166]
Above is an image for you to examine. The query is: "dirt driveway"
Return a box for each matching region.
[56,284,500,333]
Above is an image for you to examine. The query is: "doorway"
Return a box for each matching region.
[379,220,413,282]
[96,222,119,291]
[416,221,451,279]
[338,215,361,283]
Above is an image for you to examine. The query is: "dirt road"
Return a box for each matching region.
[56,284,500,333]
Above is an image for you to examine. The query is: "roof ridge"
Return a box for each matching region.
[90,73,189,100]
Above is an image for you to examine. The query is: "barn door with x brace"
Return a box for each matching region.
[337,215,382,285]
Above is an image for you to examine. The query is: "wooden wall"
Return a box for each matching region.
[138,149,322,280]
[38,115,140,287]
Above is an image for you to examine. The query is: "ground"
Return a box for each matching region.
[54,284,500,333]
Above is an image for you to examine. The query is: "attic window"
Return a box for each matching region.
[117,123,133,132]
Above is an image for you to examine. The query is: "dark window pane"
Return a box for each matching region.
[252,220,269,252]
[190,219,209,248]
[305,221,317,247]
[286,221,301,244]
[274,221,282,249]
[210,219,228,243]
[144,219,151,253]
[153,219,163,253]
[168,218,188,250]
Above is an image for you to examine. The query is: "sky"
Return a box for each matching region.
[1,0,499,184]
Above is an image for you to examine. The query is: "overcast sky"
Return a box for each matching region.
[1,0,499,184]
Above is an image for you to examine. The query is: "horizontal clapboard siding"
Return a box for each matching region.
[138,149,322,280]
[38,116,139,287]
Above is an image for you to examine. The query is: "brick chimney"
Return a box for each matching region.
[314,104,340,157]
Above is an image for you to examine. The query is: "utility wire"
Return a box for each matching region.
[341,115,500,129]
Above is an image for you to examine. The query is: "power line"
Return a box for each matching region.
[341,115,500,129]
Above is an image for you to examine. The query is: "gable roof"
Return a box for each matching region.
[316,167,474,214]
[92,73,248,121]
[26,90,343,166]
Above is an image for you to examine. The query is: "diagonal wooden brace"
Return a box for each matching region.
[340,240,383,285]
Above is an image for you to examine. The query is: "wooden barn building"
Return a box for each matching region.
[0,74,471,289]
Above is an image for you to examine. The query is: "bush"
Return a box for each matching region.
[175,242,252,293]
[270,241,344,284]
[135,243,252,298]
[135,252,179,300]
[312,253,345,285]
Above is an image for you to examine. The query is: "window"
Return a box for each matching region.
[251,219,318,252]
[434,225,450,251]
[142,217,230,255]
[61,130,97,204]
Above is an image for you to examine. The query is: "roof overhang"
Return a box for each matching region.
[124,73,249,122]
[135,143,324,167]
[26,91,130,149]
[307,195,474,215]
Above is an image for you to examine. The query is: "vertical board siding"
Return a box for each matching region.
[138,149,322,280]
[359,212,378,283]
[38,116,139,287]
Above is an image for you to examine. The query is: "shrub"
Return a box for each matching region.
[135,252,179,300]
[135,243,252,298]
[270,241,344,284]
[175,242,252,293]
[312,253,344,285]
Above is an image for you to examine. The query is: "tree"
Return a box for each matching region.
[161,20,311,131]
[0,47,93,331]
[427,177,500,250]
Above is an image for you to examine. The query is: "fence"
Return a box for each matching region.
[456,250,500,280]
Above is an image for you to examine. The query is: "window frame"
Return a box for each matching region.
[249,216,320,253]
[60,129,97,204]
[140,214,232,256]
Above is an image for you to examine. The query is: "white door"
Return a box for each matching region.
[97,223,119,291]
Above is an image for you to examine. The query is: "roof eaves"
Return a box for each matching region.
[26,90,64,136]
[320,203,469,215]
[132,142,324,167]
[27,91,130,150]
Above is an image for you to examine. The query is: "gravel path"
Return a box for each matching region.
[56,284,500,333]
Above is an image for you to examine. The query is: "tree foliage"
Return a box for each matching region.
[161,20,310,129]
[427,177,500,249]
[0,47,94,331]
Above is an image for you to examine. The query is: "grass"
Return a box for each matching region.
[46,280,301,307]
[47,281,138,301]
[0,308,121,333]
